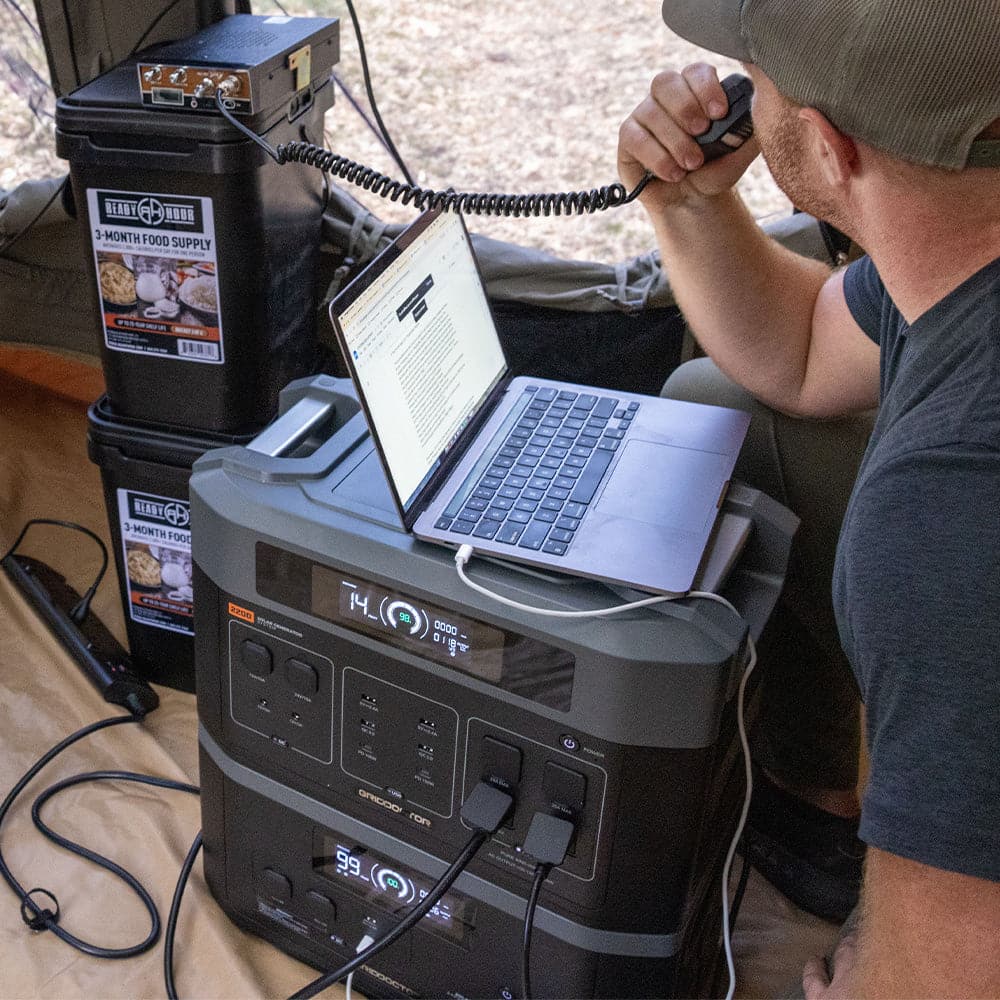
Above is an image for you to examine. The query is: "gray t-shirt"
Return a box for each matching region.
[834,254,1000,881]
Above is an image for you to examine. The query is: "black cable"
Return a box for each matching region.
[25,770,199,958]
[2,0,40,39]
[170,783,508,1000]
[0,176,69,260]
[268,1,412,175]
[288,829,489,1000]
[521,863,551,1000]
[0,715,139,940]
[728,840,752,936]
[342,0,414,185]
[2,518,109,623]
[164,831,203,1000]
[214,91,651,218]
[331,70,395,158]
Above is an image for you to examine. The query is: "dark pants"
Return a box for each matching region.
[663,359,874,791]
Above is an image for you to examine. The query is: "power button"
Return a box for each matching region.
[560,734,579,753]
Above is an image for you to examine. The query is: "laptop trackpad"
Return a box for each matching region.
[595,439,729,534]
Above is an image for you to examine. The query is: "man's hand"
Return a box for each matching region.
[803,931,860,1000]
[617,63,759,213]
[800,849,1000,999]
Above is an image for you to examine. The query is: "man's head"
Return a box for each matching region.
[660,0,1000,172]
[737,67,850,230]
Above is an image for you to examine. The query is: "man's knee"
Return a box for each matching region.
[662,357,788,503]
[661,357,757,413]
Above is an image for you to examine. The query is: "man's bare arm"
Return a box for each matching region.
[618,64,879,418]
[804,848,1000,999]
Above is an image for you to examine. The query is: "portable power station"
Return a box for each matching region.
[191,376,797,999]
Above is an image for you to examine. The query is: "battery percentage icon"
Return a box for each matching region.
[384,599,425,636]
[373,865,415,902]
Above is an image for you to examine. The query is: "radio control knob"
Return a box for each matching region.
[168,67,187,84]
[142,65,163,83]
[193,77,216,98]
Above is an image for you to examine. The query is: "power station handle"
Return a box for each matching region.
[247,395,338,457]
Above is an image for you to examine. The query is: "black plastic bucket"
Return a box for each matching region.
[87,395,254,691]
[58,67,333,434]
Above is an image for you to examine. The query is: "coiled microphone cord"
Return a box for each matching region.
[215,91,651,217]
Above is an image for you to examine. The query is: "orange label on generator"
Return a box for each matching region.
[228,602,255,623]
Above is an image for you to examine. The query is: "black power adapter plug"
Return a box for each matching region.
[519,813,577,1000]
[460,781,515,833]
[522,813,576,868]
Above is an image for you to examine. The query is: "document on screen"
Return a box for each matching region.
[336,213,506,509]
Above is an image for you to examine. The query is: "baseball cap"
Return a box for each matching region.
[660,0,1000,169]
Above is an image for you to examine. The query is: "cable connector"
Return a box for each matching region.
[460,781,514,834]
[522,813,575,868]
[455,544,474,570]
[520,815,575,1000]
[344,935,376,1000]
[20,887,60,932]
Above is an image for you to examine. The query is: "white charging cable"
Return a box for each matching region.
[344,934,375,1000]
[454,542,755,1000]
[454,544,689,617]
[722,634,756,1000]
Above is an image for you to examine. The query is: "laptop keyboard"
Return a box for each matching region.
[434,385,640,556]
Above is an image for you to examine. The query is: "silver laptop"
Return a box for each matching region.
[328,209,750,595]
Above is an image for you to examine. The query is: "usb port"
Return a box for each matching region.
[361,695,377,706]
[418,718,437,729]
[417,743,434,755]
[360,718,375,730]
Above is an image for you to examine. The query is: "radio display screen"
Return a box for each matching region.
[313,566,505,682]
[313,835,475,947]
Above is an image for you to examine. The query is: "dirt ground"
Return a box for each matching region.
[0,0,789,264]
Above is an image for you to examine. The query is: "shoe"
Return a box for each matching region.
[743,769,865,923]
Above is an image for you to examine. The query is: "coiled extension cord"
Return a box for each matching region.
[215,91,651,218]
[276,139,648,217]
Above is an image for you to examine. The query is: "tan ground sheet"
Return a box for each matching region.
[0,368,840,1000]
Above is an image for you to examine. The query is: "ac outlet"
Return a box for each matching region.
[463,719,607,880]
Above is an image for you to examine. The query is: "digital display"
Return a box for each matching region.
[256,544,576,711]
[312,566,505,682]
[313,836,475,946]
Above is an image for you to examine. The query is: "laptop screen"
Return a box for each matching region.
[334,211,507,514]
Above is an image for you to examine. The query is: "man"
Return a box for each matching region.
[618,1,1000,996]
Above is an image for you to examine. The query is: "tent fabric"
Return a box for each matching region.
[32,0,237,98]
